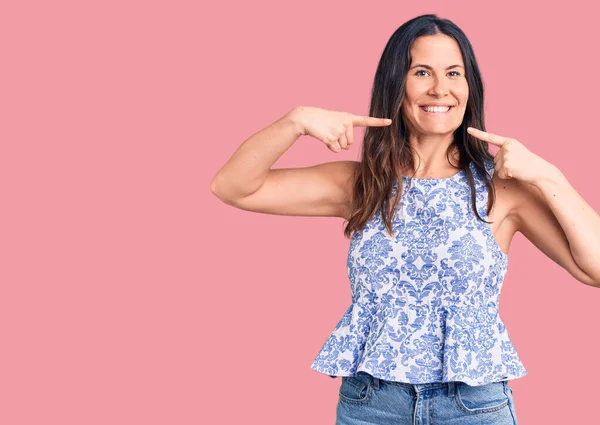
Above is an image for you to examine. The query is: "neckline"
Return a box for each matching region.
[401,167,465,182]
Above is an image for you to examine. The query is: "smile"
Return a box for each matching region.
[420,106,453,113]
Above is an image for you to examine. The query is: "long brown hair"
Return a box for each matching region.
[343,14,496,239]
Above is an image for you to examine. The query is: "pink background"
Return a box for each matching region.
[2,1,599,424]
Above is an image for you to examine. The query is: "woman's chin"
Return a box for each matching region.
[418,128,457,135]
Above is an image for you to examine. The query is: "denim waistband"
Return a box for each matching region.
[346,372,507,397]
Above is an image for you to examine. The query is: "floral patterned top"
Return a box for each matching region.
[310,159,527,386]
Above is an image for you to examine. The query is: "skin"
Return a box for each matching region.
[397,33,600,286]
[400,33,468,176]
[212,33,600,287]
[467,127,600,287]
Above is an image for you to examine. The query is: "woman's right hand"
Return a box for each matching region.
[289,106,393,153]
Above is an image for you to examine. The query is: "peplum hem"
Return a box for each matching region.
[310,301,528,387]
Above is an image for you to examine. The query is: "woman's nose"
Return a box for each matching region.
[429,79,448,97]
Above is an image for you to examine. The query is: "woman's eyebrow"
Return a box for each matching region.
[410,64,464,70]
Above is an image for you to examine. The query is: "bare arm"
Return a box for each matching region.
[210,106,306,201]
[210,106,390,218]
[218,160,358,218]
[514,169,600,287]
[466,126,600,287]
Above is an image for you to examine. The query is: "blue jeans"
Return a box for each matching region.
[336,372,518,425]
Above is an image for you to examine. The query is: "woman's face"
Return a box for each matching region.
[401,34,469,136]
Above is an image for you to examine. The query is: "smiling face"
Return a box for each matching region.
[401,33,469,136]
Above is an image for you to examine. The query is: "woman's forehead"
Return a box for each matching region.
[410,35,463,65]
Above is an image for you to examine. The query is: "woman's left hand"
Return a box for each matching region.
[467,127,555,185]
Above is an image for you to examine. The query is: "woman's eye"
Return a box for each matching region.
[414,70,461,77]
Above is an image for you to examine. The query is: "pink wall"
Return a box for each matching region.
[1,1,599,424]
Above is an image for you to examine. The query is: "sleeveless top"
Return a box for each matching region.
[310,158,527,386]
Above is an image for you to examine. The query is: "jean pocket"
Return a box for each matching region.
[454,381,510,414]
[338,373,374,405]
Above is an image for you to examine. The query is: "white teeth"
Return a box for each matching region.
[421,106,451,112]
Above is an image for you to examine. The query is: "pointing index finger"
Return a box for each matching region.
[352,115,393,127]
[467,127,506,147]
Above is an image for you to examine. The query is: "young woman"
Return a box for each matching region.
[210,13,600,425]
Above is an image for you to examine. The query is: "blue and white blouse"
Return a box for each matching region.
[310,159,527,386]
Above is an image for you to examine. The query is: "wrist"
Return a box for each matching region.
[285,106,307,137]
[531,162,567,189]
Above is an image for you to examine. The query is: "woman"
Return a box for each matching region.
[210,13,600,425]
